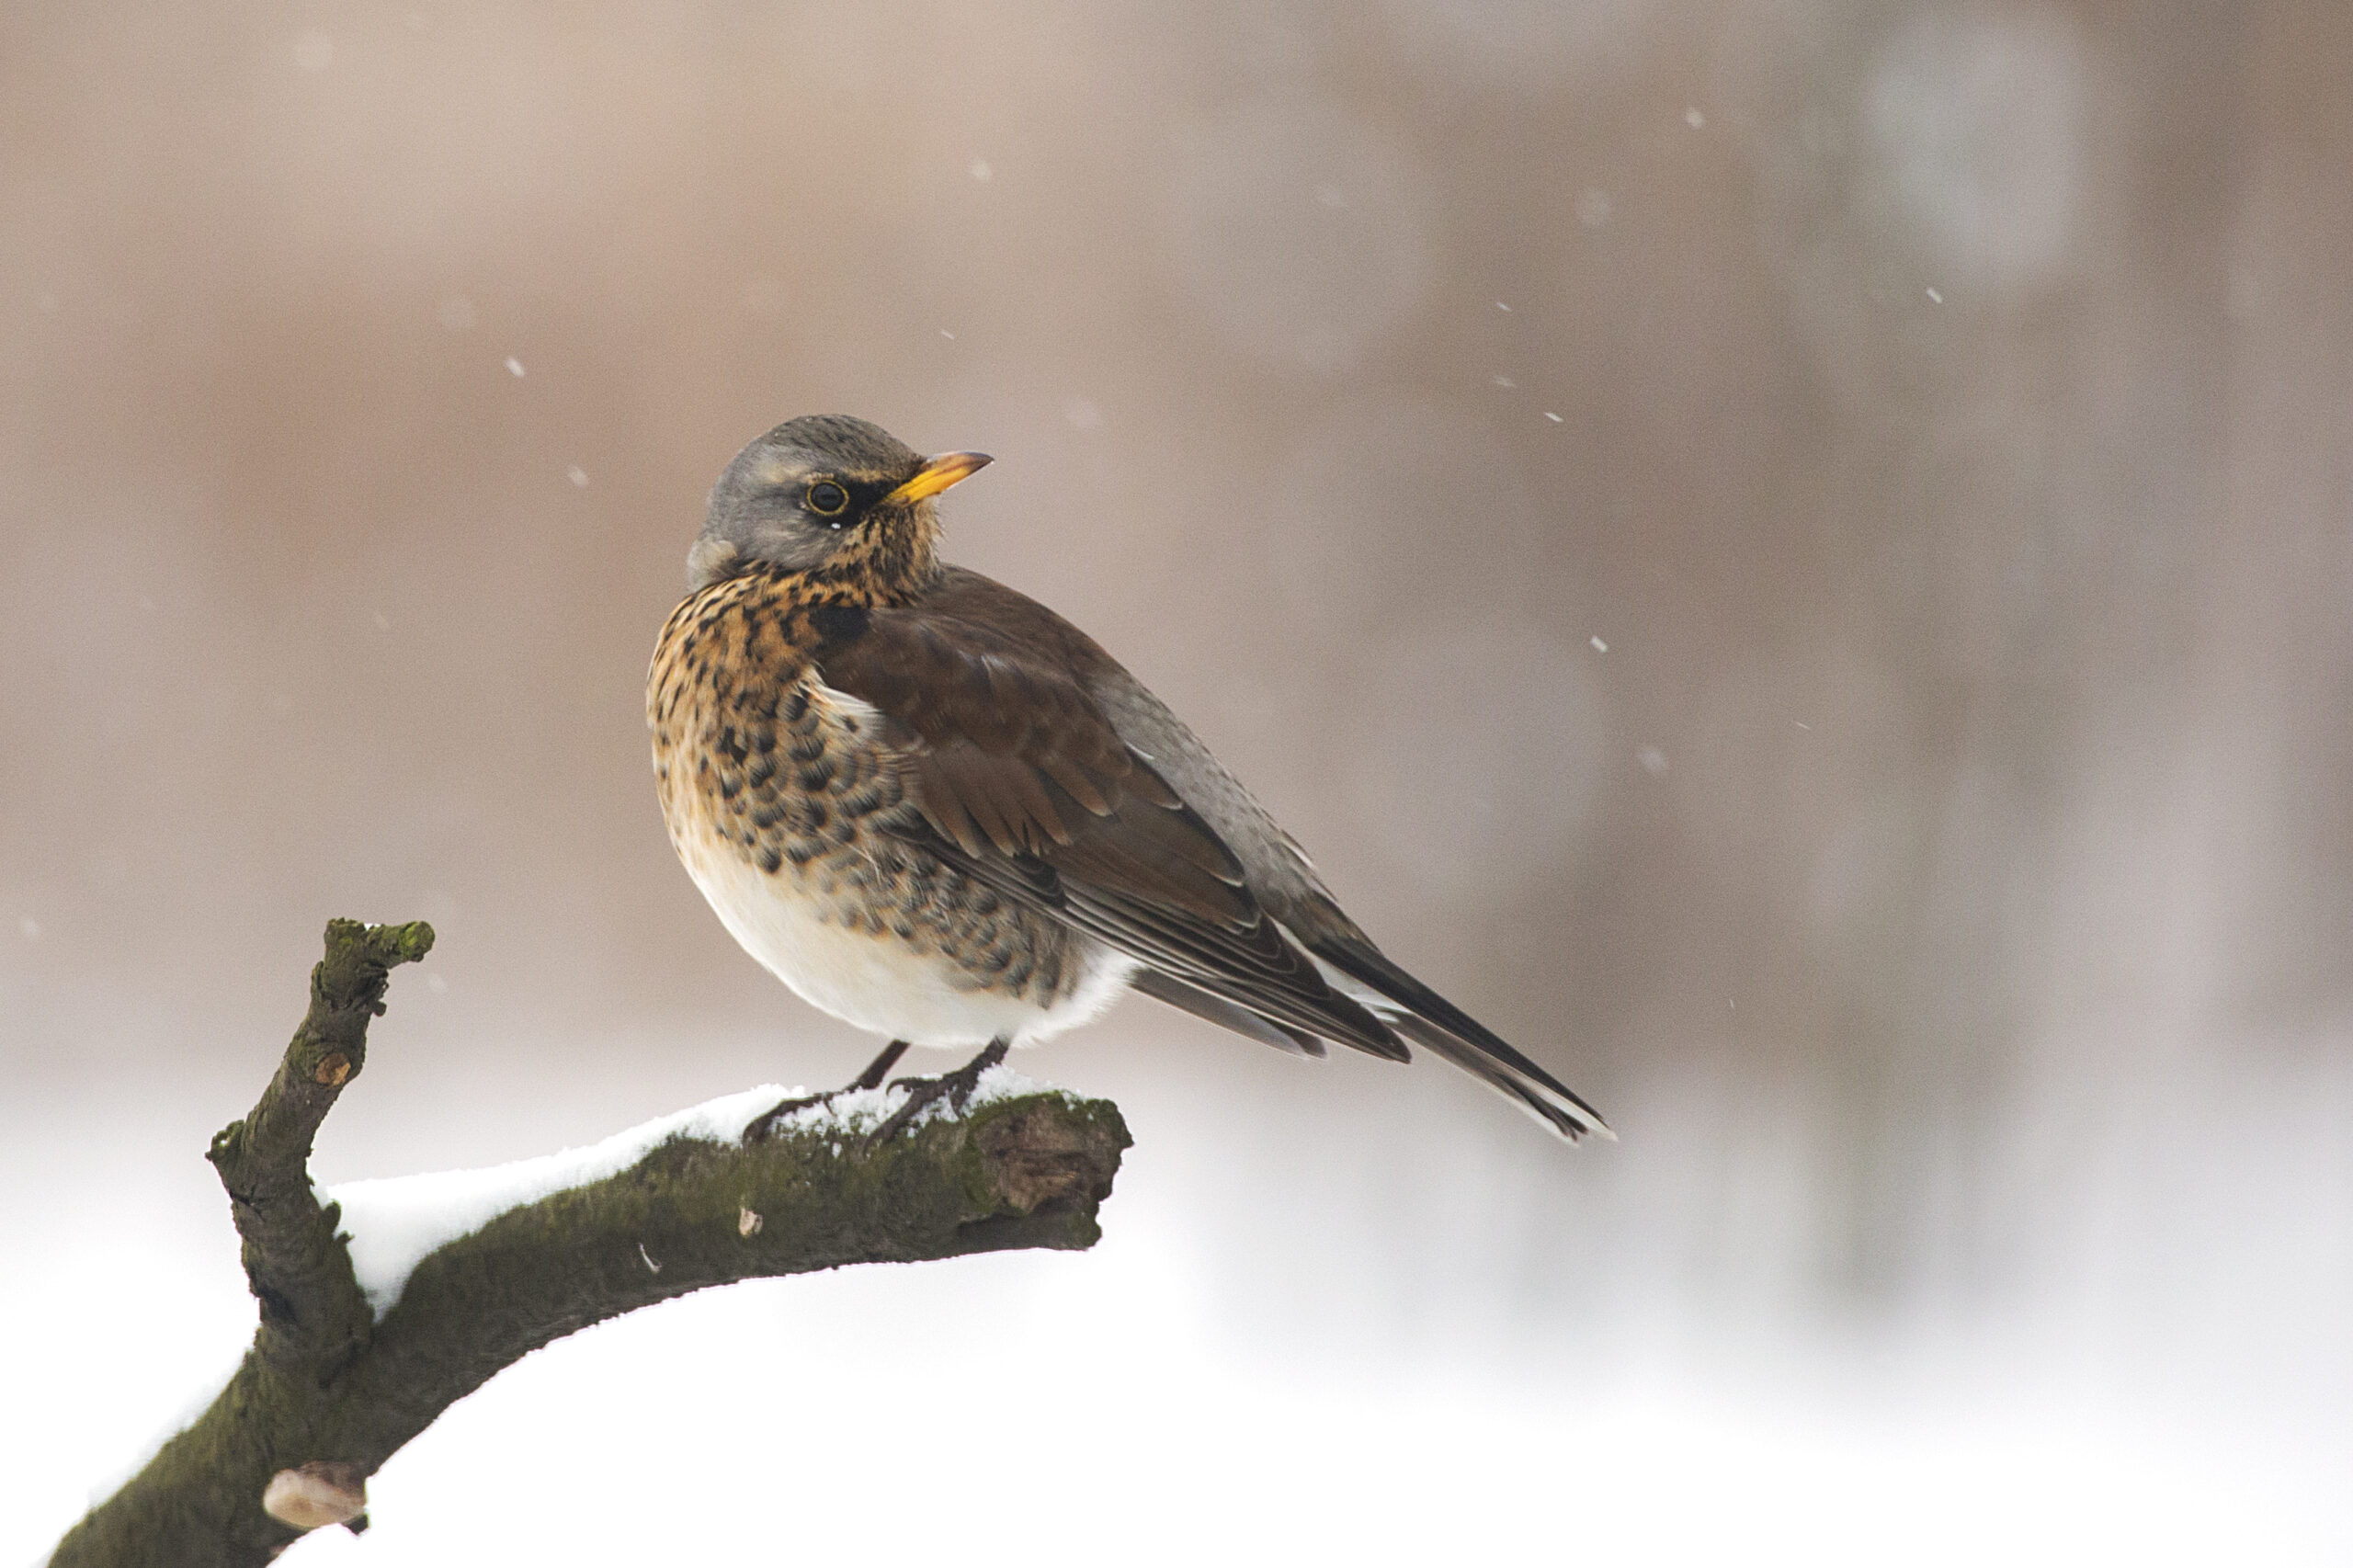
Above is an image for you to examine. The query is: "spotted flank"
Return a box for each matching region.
[650,572,1112,1042]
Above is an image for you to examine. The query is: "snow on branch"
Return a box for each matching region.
[50,919,1131,1568]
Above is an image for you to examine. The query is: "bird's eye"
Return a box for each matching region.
[806,480,850,519]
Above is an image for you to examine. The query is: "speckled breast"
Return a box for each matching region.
[647,574,1086,1046]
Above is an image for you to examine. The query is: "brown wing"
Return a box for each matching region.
[811,602,1404,1059]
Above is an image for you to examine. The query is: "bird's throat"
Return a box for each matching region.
[801,506,942,608]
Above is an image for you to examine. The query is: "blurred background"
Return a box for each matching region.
[6,1,2350,1561]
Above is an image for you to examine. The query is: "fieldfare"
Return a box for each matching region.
[649,415,1608,1142]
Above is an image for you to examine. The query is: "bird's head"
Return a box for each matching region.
[688,415,991,600]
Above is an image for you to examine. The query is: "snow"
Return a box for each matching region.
[745,1062,1053,1142]
[323,1065,1061,1318]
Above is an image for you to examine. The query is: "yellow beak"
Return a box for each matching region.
[884,450,993,506]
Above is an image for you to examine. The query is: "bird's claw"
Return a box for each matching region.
[741,1089,840,1144]
[742,1039,914,1144]
[862,1039,1008,1148]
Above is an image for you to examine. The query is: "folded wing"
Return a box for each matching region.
[812,603,1405,1061]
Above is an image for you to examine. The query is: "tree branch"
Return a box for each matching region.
[209,918,431,1375]
[51,919,1131,1568]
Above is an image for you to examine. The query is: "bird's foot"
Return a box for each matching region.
[864,1039,1010,1148]
[742,1039,912,1144]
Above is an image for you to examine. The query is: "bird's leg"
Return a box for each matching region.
[742,1039,914,1143]
[864,1038,1010,1147]
[844,1038,911,1091]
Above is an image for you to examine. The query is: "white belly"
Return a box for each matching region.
[678,829,1135,1051]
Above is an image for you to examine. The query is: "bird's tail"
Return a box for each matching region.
[1305,935,1611,1142]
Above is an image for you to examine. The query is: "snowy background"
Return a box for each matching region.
[6,2,2352,1562]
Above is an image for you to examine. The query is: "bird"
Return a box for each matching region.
[648,415,1608,1143]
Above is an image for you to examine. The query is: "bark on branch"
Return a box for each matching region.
[51,919,1131,1567]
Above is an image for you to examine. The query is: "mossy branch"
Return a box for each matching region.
[51,919,1131,1568]
[208,918,433,1376]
